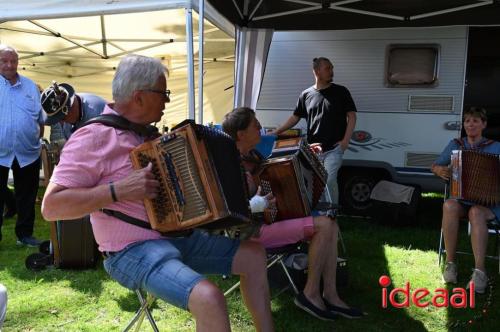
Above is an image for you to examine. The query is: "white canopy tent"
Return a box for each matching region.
[0,0,237,129]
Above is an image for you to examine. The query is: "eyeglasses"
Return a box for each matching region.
[141,89,171,102]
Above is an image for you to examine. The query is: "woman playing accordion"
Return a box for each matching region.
[431,107,500,294]
[222,107,365,320]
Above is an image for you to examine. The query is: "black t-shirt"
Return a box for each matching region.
[293,83,357,151]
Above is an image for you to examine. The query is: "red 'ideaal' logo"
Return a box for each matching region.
[379,275,475,308]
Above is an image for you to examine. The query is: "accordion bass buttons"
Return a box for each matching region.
[160,133,177,144]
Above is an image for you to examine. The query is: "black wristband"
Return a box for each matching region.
[109,181,118,202]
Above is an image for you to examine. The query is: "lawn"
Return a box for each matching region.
[0,194,498,331]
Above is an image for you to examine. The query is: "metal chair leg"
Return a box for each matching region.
[123,289,159,332]
[491,222,500,274]
[224,253,286,297]
[438,229,444,266]
[278,258,299,295]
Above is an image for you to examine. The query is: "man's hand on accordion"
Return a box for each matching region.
[249,186,276,213]
[114,162,160,201]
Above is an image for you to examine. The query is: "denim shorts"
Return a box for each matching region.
[455,199,500,221]
[103,229,240,309]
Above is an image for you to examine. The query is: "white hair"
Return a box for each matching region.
[112,54,168,103]
[0,44,18,57]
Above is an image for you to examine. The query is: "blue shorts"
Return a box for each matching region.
[103,229,240,309]
[457,199,500,220]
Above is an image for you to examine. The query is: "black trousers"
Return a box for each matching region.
[2,185,15,211]
[0,157,40,239]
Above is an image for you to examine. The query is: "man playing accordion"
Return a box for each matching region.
[41,55,274,332]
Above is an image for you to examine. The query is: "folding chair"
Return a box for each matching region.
[224,186,346,296]
[224,242,304,297]
[123,289,159,332]
[437,184,500,274]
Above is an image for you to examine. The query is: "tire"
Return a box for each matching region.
[39,240,51,255]
[25,252,53,271]
[340,172,385,216]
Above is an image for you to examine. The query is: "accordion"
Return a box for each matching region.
[41,140,62,187]
[130,121,252,233]
[450,149,500,206]
[270,137,304,157]
[253,139,328,223]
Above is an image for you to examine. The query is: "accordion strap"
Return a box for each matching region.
[100,208,153,231]
[454,137,494,150]
[100,208,193,237]
[84,114,159,139]
[84,115,159,232]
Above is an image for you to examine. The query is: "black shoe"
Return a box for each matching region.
[323,299,366,319]
[3,208,16,219]
[294,292,337,321]
[16,236,43,247]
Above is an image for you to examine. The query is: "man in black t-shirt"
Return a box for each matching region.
[273,57,357,204]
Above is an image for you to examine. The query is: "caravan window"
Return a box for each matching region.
[386,45,439,87]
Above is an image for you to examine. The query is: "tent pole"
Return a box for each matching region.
[198,0,204,125]
[100,15,108,58]
[186,7,196,121]
[410,1,493,20]
[234,27,246,107]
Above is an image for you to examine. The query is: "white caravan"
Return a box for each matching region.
[256,26,500,214]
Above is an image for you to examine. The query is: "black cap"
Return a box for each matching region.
[41,82,75,125]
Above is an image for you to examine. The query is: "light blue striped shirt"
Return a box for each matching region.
[49,93,106,142]
[0,74,44,168]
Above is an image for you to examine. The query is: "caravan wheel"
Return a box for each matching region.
[340,172,385,216]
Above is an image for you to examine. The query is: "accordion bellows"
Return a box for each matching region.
[130,121,251,233]
[450,150,500,206]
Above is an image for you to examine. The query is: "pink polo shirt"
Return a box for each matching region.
[50,105,162,252]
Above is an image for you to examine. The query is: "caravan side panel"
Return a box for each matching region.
[257,26,467,192]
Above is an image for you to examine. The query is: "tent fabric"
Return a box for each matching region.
[234,27,273,109]
[207,0,500,31]
[0,0,234,36]
[0,0,185,21]
[0,1,237,129]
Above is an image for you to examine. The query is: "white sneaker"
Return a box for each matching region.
[442,262,458,284]
[468,269,488,294]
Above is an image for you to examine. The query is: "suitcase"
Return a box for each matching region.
[50,216,99,268]
[370,182,421,226]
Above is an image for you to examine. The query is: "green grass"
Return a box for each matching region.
[0,195,498,331]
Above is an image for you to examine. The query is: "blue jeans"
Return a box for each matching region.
[103,229,240,309]
[320,145,344,205]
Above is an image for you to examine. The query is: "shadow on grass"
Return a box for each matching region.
[340,196,499,331]
[220,215,430,331]
[341,196,444,253]
[336,218,429,332]
[0,202,108,297]
[114,291,162,313]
